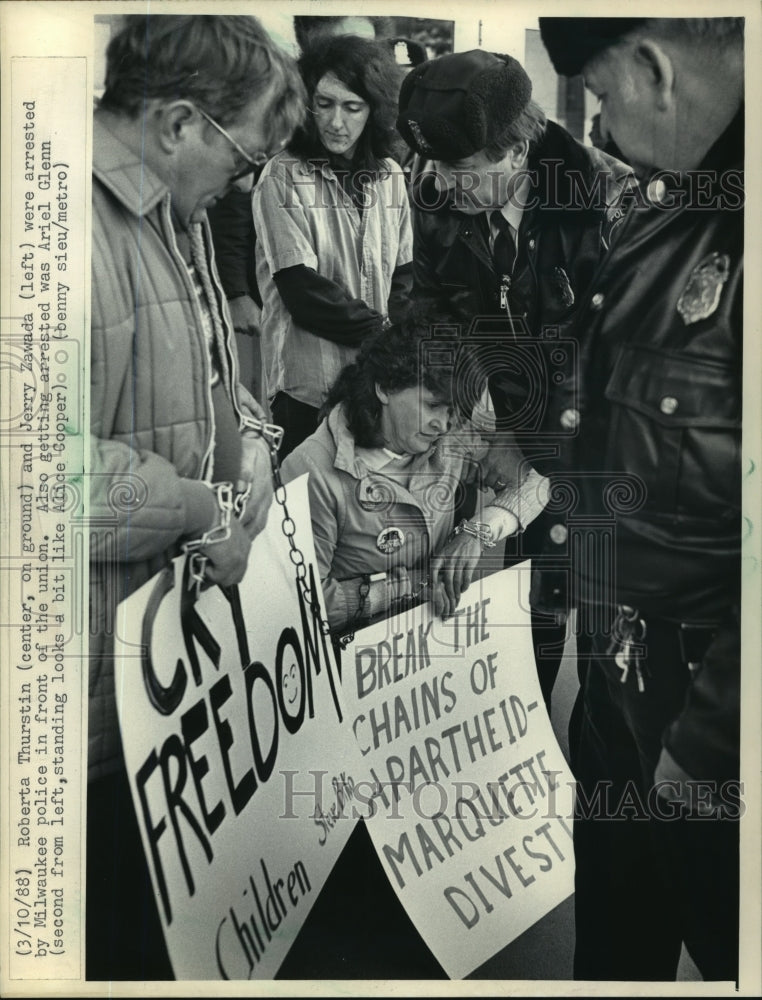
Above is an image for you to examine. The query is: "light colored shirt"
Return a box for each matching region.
[253,151,413,409]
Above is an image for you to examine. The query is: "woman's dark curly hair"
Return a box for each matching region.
[321,315,456,448]
[288,33,401,175]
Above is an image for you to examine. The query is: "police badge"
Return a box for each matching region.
[407,119,432,155]
[676,252,731,325]
[553,266,575,308]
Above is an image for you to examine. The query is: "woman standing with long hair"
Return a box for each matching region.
[253,33,413,458]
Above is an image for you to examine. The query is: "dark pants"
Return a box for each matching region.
[571,621,739,982]
[530,607,568,712]
[87,769,173,980]
[271,392,320,460]
[86,781,443,981]
[276,822,446,979]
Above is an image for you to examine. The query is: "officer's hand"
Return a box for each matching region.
[201,516,252,587]
[478,438,526,493]
[228,295,261,337]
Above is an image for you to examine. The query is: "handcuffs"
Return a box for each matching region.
[451,518,497,549]
[181,419,282,597]
[183,482,238,595]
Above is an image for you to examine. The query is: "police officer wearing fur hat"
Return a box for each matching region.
[540,16,745,983]
[397,49,632,711]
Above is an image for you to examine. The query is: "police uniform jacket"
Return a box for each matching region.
[412,120,631,351]
[412,120,633,612]
[559,109,744,782]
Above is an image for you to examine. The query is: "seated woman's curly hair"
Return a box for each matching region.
[321,314,457,448]
[289,33,401,175]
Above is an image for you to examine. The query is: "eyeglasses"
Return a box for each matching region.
[195,106,270,180]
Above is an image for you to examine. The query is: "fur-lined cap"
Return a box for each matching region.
[396,49,532,161]
[539,18,647,77]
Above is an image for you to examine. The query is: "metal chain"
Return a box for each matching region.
[337,575,432,651]
[391,578,430,613]
[248,417,333,639]
[452,518,497,548]
[183,482,235,598]
[336,577,371,651]
[180,414,333,644]
[185,416,434,651]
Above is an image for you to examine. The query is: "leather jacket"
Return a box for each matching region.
[412,121,632,349]
[412,120,634,613]
[558,110,744,626]
[566,109,744,787]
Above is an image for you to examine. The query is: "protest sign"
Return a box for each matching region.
[113,475,363,980]
[341,564,576,980]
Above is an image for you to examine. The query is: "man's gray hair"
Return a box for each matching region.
[640,17,744,46]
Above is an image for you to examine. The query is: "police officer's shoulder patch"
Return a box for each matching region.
[553,266,575,308]
[676,252,731,325]
[602,206,626,250]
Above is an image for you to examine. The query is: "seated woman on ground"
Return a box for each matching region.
[281,315,549,637]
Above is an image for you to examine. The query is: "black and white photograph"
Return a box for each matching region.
[1,1,760,996]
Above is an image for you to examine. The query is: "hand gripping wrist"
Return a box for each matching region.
[182,482,237,596]
[183,482,235,553]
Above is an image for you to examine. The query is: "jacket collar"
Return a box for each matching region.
[328,404,444,480]
[93,112,170,218]
[700,103,744,173]
[636,103,745,205]
[294,154,390,185]
[284,146,349,184]
[528,118,626,214]
[330,404,362,476]
[293,156,335,182]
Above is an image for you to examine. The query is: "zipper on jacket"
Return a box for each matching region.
[499,275,512,313]
[163,200,217,483]
[206,222,246,429]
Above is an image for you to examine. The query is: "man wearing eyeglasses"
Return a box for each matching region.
[88,14,305,980]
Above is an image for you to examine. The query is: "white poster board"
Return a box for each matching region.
[114,476,363,980]
[341,564,576,980]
